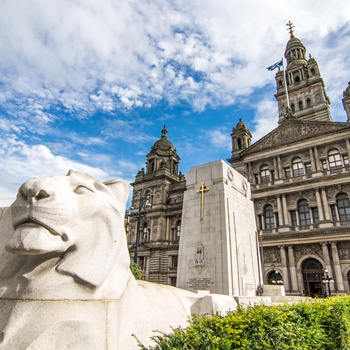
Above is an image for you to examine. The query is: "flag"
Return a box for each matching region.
[267,59,283,71]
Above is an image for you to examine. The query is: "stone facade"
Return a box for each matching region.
[127,125,186,286]
[229,27,350,297]
[128,27,350,298]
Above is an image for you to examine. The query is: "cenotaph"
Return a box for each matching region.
[177,160,261,297]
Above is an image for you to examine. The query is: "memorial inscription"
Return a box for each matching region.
[186,277,214,290]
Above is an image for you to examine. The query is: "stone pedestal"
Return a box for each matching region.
[176,160,260,297]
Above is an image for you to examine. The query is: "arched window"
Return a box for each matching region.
[278,80,283,88]
[267,270,283,285]
[328,149,342,170]
[264,205,275,229]
[260,165,271,184]
[310,68,315,76]
[306,98,312,108]
[237,138,242,150]
[337,193,350,222]
[298,199,311,226]
[291,103,295,113]
[292,157,304,177]
[298,100,303,111]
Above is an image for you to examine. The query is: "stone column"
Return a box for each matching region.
[279,246,290,292]
[248,162,253,184]
[315,188,325,221]
[331,242,345,293]
[314,146,320,171]
[346,138,350,161]
[321,242,334,293]
[321,187,331,221]
[277,195,284,226]
[277,156,283,179]
[288,245,299,293]
[309,148,316,173]
[282,194,289,225]
[245,163,250,181]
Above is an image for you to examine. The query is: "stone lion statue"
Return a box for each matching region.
[0,171,236,349]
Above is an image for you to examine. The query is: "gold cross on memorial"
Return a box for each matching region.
[196,182,210,220]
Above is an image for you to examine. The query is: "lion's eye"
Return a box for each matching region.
[74,186,92,195]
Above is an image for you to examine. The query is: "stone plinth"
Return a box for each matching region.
[176,160,260,297]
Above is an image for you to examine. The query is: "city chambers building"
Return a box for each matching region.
[127,27,350,297]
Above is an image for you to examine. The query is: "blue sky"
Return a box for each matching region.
[1,0,350,206]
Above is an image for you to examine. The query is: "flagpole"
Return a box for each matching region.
[282,58,290,109]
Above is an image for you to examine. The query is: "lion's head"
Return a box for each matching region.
[5,170,130,291]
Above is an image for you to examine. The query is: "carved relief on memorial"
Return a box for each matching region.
[195,245,206,273]
[295,244,322,262]
[338,241,350,260]
[263,246,281,264]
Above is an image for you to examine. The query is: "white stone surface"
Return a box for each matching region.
[0,170,237,349]
[177,160,260,297]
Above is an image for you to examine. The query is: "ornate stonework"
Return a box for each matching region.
[338,241,350,260]
[263,246,281,264]
[241,121,350,156]
[295,244,322,262]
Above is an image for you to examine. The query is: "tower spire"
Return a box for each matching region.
[286,20,295,38]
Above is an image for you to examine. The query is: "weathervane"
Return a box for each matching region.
[286,21,295,38]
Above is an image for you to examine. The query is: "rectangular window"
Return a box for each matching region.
[330,205,337,222]
[290,210,297,226]
[285,168,291,178]
[322,160,328,170]
[305,163,312,175]
[255,174,259,184]
[344,155,349,168]
[311,208,319,224]
[171,256,178,269]
[258,215,263,230]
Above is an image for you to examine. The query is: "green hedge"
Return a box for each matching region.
[139,295,350,350]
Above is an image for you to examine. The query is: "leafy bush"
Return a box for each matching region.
[139,296,350,350]
[130,261,144,280]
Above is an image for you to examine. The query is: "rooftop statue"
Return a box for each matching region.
[0,170,236,349]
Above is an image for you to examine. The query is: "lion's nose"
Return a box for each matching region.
[18,181,51,204]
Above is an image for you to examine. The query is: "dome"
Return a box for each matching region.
[343,82,350,97]
[285,36,305,53]
[236,118,246,130]
[151,125,175,152]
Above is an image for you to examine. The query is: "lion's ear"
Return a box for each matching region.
[104,179,129,214]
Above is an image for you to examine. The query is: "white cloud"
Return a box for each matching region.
[251,98,279,142]
[1,0,349,118]
[0,0,349,205]
[207,128,231,150]
[0,137,113,206]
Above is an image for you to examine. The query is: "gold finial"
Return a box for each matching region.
[286,20,295,38]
